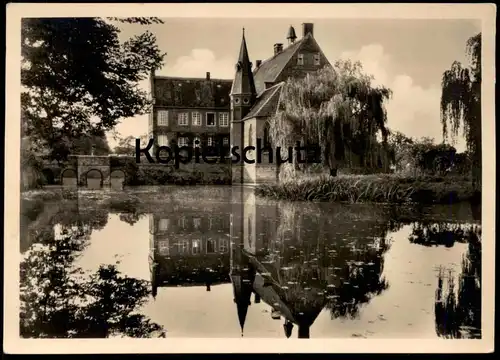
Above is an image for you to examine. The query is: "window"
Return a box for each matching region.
[178,216,186,229]
[263,124,270,148]
[207,136,214,147]
[243,98,249,104]
[178,113,188,126]
[158,218,170,231]
[193,218,201,229]
[206,113,216,126]
[297,53,304,65]
[219,113,229,127]
[248,124,253,147]
[192,239,201,255]
[158,241,169,255]
[192,112,202,126]
[157,110,168,126]
[207,239,215,253]
[158,135,168,147]
[219,239,228,253]
[314,53,320,66]
[178,241,189,254]
[178,137,189,147]
[193,136,201,148]
[223,137,229,146]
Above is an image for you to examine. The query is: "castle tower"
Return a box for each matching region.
[230,230,255,336]
[287,25,297,45]
[230,28,257,184]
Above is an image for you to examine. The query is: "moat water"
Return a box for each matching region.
[20,186,481,339]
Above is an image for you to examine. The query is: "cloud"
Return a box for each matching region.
[160,49,235,79]
[340,44,466,151]
[107,49,235,149]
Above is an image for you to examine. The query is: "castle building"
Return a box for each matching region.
[149,22,332,183]
[148,211,231,298]
[148,72,233,156]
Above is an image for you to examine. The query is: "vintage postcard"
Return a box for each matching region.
[4,2,495,354]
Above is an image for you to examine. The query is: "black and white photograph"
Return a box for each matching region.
[4,2,495,354]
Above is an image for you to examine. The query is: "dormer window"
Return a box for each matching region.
[297,54,304,65]
[314,53,320,66]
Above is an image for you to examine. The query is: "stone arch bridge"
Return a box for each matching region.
[41,155,134,186]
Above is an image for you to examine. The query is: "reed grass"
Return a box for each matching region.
[255,174,478,204]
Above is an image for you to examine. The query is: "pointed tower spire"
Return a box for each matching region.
[230,28,257,99]
[230,237,255,337]
[287,25,297,45]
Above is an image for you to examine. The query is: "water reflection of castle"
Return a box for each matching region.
[148,188,393,338]
[148,210,232,297]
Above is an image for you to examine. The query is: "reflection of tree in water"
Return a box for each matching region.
[409,222,477,247]
[250,203,392,338]
[20,229,164,338]
[434,225,481,339]
[109,198,146,226]
[52,208,109,232]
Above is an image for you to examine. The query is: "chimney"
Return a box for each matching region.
[302,23,314,37]
[273,43,283,56]
[206,71,210,80]
[256,60,262,68]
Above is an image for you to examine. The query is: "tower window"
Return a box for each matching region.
[314,53,320,66]
[192,112,202,126]
[219,112,229,127]
[297,53,304,65]
[248,124,253,147]
[178,113,189,126]
[234,98,240,104]
[157,110,168,126]
[206,113,216,126]
[243,98,249,104]
[263,123,270,147]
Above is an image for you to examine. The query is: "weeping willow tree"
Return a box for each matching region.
[268,60,392,178]
[441,33,481,190]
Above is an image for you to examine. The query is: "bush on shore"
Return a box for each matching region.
[255,174,479,204]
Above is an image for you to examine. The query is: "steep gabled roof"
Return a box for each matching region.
[252,36,305,94]
[242,82,283,121]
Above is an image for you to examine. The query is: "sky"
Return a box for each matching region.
[109,18,481,152]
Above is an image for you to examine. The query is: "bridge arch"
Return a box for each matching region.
[85,169,104,188]
[41,168,55,185]
[61,168,78,187]
[110,169,126,189]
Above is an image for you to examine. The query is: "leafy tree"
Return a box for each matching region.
[20,228,165,338]
[441,33,481,189]
[269,61,392,178]
[112,133,150,155]
[21,17,165,162]
[387,130,414,172]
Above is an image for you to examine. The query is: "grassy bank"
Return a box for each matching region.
[255,174,480,204]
